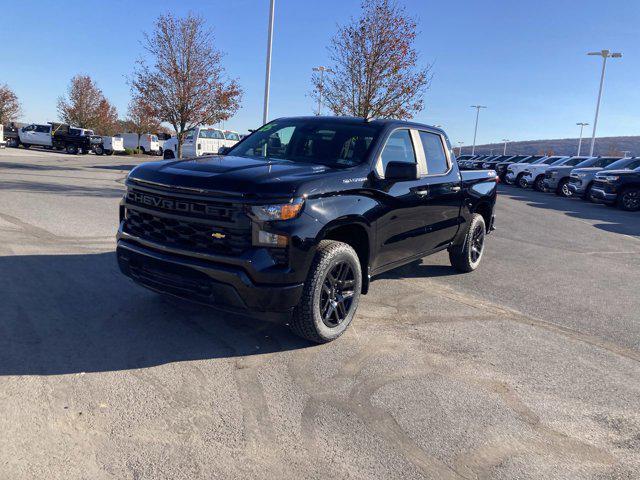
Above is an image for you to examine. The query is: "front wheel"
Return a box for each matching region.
[95,145,104,155]
[22,143,30,149]
[66,144,78,155]
[534,175,546,192]
[556,178,572,197]
[618,187,640,211]
[290,240,362,343]
[516,173,527,188]
[449,214,486,273]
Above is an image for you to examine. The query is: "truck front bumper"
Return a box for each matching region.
[117,240,304,316]
[590,188,617,203]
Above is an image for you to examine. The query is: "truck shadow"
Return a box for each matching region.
[0,252,310,376]
[499,185,640,238]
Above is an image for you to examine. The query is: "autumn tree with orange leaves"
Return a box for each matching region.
[312,0,432,120]
[0,84,21,124]
[131,13,242,158]
[57,75,119,134]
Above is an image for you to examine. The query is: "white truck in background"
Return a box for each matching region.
[116,132,161,155]
[96,136,125,155]
[162,127,240,159]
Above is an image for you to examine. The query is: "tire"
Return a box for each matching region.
[617,187,640,212]
[139,146,146,154]
[163,149,175,160]
[556,178,572,197]
[7,138,18,148]
[449,214,486,273]
[66,144,78,155]
[290,240,362,344]
[22,143,30,149]
[583,182,594,201]
[516,173,527,188]
[106,150,114,156]
[533,175,546,192]
[95,145,104,156]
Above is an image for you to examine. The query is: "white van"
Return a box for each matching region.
[223,130,241,148]
[115,132,160,155]
[163,127,237,159]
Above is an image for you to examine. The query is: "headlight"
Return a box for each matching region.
[250,198,304,221]
[576,173,588,178]
[600,175,620,182]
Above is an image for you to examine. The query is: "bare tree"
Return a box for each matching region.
[125,97,161,136]
[0,84,22,124]
[131,13,242,158]
[312,0,432,119]
[57,75,119,134]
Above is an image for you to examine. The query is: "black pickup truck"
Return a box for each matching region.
[591,165,640,211]
[116,117,498,343]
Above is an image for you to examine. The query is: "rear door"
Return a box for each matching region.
[415,130,463,251]
[33,125,52,146]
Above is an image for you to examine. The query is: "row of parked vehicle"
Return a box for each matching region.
[0,122,242,158]
[458,154,640,211]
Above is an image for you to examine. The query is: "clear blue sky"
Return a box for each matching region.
[1,0,638,147]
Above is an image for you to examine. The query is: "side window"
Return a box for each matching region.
[419,131,449,175]
[380,129,416,174]
[23,125,35,132]
[185,130,195,141]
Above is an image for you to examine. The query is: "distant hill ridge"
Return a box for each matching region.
[465,136,640,157]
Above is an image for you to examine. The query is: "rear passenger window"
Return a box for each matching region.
[419,131,449,175]
[380,130,416,172]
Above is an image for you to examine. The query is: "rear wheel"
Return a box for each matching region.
[290,240,361,343]
[516,173,527,188]
[556,178,572,197]
[22,143,30,149]
[449,214,486,273]
[95,145,104,155]
[66,144,78,155]
[618,187,640,211]
[106,150,114,156]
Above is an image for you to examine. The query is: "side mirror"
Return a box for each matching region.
[218,146,231,155]
[384,161,417,181]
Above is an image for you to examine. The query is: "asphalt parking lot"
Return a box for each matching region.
[0,148,639,479]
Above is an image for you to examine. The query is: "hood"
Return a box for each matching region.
[127,154,366,199]
[596,169,639,177]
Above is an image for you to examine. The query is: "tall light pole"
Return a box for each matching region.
[501,139,510,155]
[262,0,276,125]
[470,105,487,155]
[587,50,622,156]
[457,141,464,155]
[576,122,589,156]
[312,66,334,115]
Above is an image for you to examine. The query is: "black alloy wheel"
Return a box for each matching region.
[470,223,485,263]
[320,261,356,328]
[620,189,640,211]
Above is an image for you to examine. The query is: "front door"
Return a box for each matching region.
[372,129,434,270]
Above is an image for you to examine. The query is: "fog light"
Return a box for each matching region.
[257,230,288,247]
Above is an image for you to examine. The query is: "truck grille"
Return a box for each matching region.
[124,210,250,255]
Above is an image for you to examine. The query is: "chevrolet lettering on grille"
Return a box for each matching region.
[127,191,222,216]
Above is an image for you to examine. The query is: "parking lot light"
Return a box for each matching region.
[457,141,464,155]
[470,105,487,155]
[262,0,276,125]
[587,50,622,157]
[501,139,510,155]
[576,122,589,156]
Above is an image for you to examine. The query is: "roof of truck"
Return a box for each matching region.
[272,116,446,134]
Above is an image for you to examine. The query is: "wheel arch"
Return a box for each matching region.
[317,218,372,294]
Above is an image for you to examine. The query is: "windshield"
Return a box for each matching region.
[228,119,382,167]
[522,157,540,164]
[549,157,567,165]
[605,158,639,170]
[225,132,240,141]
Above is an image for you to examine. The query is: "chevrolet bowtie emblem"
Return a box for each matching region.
[211,232,226,239]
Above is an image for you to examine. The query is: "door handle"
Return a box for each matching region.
[450,186,461,192]
[413,189,429,196]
